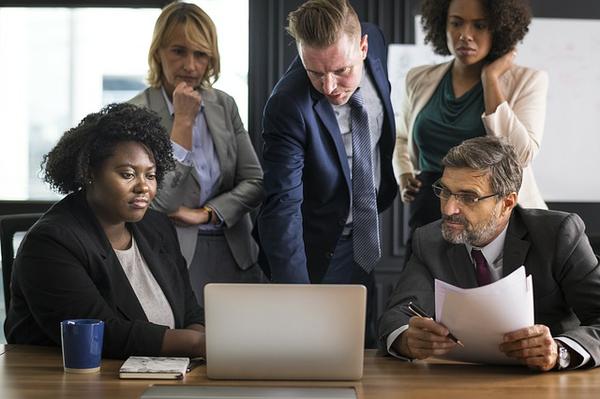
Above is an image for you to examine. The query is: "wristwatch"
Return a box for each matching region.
[555,340,571,370]
[201,206,214,224]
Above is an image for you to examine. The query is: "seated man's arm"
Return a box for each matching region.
[258,93,309,283]
[391,318,458,359]
[378,226,457,359]
[501,213,600,371]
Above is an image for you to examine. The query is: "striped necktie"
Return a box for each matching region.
[349,89,381,273]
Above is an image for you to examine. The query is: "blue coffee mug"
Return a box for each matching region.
[60,319,104,373]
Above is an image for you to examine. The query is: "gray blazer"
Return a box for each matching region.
[378,207,600,367]
[129,87,263,269]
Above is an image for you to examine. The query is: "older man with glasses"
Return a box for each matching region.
[378,136,600,372]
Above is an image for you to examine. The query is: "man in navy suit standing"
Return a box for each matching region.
[258,0,397,346]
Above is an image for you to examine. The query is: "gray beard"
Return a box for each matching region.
[441,206,500,247]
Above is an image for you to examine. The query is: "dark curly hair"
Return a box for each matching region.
[421,0,531,61]
[42,103,175,194]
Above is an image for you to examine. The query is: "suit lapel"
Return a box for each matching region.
[70,193,148,322]
[130,223,181,326]
[202,90,230,188]
[313,95,352,190]
[446,244,478,288]
[147,87,174,134]
[365,56,392,124]
[104,251,149,323]
[502,210,530,278]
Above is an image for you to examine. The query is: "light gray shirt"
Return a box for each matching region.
[162,88,223,230]
[114,235,175,329]
[331,69,384,226]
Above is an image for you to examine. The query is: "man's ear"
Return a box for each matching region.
[501,192,518,216]
[359,34,368,59]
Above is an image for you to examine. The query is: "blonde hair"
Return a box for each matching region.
[147,1,220,88]
[287,0,360,48]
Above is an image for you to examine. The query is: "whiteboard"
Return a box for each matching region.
[388,17,600,202]
[518,18,600,201]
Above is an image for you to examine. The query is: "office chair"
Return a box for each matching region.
[589,234,600,257]
[0,213,41,311]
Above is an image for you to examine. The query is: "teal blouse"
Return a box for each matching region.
[413,68,486,172]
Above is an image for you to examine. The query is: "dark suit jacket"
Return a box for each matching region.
[258,23,397,284]
[378,207,600,367]
[4,191,204,359]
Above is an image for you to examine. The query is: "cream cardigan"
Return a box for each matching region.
[393,61,548,209]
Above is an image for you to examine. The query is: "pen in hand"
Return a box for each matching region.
[404,302,464,347]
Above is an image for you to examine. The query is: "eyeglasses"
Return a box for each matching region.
[432,179,499,206]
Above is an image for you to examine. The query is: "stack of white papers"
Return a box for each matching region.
[435,266,534,365]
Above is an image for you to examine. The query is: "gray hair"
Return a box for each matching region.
[442,136,523,196]
[286,0,360,48]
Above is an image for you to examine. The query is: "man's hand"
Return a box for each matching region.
[393,317,457,359]
[399,173,422,203]
[499,325,558,371]
[169,206,209,226]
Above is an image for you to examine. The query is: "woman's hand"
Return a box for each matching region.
[481,49,516,115]
[172,82,202,122]
[170,82,201,150]
[481,49,517,83]
[169,206,210,226]
[399,173,422,203]
[161,325,206,358]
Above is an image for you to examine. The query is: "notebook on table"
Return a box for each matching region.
[204,283,366,380]
[119,356,190,379]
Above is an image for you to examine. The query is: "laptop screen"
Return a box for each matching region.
[204,284,366,380]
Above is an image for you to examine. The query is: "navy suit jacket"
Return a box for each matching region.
[258,23,397,283]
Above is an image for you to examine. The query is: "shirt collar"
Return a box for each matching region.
[466,223,509,267]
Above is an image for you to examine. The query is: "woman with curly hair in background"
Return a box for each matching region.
[395,0,548,264]
[5,103,206,359]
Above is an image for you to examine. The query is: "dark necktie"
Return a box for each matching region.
[349,89,381,273]
[471,249,492,286]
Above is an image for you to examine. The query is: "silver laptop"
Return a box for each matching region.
[204,284,366,380]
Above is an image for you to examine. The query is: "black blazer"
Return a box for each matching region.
[4,191,204,359]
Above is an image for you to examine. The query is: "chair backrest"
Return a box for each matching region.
[589,234,600,256]
[0,213,42,311]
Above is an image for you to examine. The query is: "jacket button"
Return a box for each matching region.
[326,251,334,259]
[338,218,346,226]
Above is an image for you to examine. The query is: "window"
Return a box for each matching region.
[0,0,248,344]
[0,1,248,201]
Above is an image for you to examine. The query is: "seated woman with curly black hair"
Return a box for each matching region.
[395,0,548,262]
[5,103,205,359]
